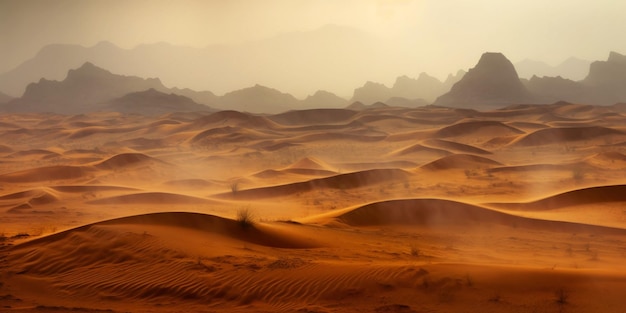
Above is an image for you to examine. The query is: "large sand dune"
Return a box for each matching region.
[1,103,626,312]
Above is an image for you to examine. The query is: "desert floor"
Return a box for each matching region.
[1,103,626,312]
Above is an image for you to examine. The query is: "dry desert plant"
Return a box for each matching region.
[236,207,255,228]
[555,287,569,305]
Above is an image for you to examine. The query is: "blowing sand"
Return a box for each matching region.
[1,103,626,312]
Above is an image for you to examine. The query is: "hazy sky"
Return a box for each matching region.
[2,0,626,79]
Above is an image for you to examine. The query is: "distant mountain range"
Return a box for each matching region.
[433,51,626,109]
[0,62,347,114]
[1,48,626,114]
[514,58,590,81]
[0,25,405,100]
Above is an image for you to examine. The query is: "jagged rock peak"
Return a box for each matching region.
[608,51,626,64]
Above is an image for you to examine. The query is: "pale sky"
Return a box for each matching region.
[2,0,626,81]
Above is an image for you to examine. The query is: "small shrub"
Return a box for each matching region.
[230,181,240,194]
[555,288,569,305]
[465,273,474,287]
[410,244,420,257]
[236,207,255,228]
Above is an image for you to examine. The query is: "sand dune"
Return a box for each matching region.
[323,198,626,234]
[423,138,492,155]
[511,126,624,146]
[8,149,60,159]
[0,165,89,183]
[181,110,278,131]
[269,108,357,125]
[490,185,626,211]
[162,178,218,189]
[435,120,524,138]
[0,144,14,153]
[390,143,451,157]
[585,151,626,168]
[2,105,626,312]
[421,154,501,171]
[221,168,410,198]
[89,192,214,205]
[287,157,333,171]
[94,152,166,170]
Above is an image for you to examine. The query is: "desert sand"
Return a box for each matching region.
[1,102,626,312]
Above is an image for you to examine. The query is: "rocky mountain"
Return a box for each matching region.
[581,51,626,104]
[219,84,300,114]
[523,75,585,104]
[0,25,394,99]
[434,52,534,108]
[1,62,171,114]
[103,88,212,115]
[515,57,590,81]
[0,91,13,104]
[350,71,465,106]
[170,87,219,108]
[351,81,393,105]
[301,90,348,109]
[525,51,626,105]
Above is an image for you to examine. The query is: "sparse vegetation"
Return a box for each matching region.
[465,273,474,287]
[236,207,255,228]
[410,244,420,257]
[230,181,240,194]
[555,287,569,305]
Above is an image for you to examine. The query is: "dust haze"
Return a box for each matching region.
[1,1,626,313]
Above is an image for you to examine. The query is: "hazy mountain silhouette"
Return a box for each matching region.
[515,57,590,81]
[169,87,219,107]
[434,52,534,108]
[301,90,348,109]
[351,81,393,105]
[523,75,585,103]
[0,91,13,104]
[0,25,394,99]
[218,84,300,113]
[104,88,212,115]
[1,62,170,114]
[525,51,626,105]
[582,51,626,104]
[350,71,465,106]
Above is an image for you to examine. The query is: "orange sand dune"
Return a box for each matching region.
[0,144,14,153]
[294,131,387,142]
[315,198,626,234]
[162,178,219,189]
[506,121,549,130]
[179,110,279,131]
[584,151,626,168]
[1,105,626,312]
[88,192,214,205]
[94,152,167,170]
[390,143,452,157]
[511,126,625,146]
[7,149,60,159]
[423,138,492,155]
[286,156,334,171]
[0,165,90,183]
[269,108,357,125]
[489,185,626,211]
[421,154,502,171]
[435,120,524,138]
[220,168,410,199]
